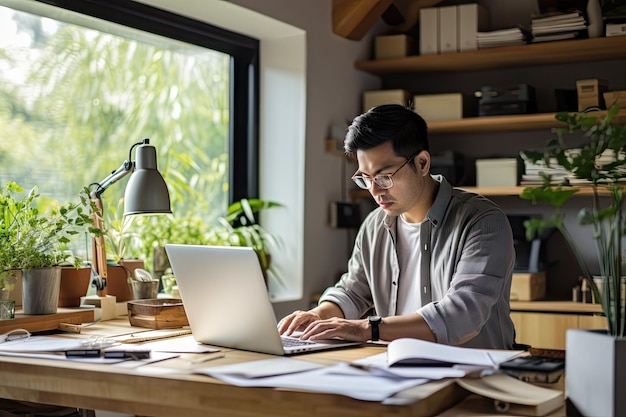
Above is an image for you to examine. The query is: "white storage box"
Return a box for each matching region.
[413,93,464,122]
[476,158,518,187]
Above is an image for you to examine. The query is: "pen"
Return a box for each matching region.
[104,350,151,360]
[65,349,101,358]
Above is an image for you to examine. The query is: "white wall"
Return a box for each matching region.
[136,0,381,317]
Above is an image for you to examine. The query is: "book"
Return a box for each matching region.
[386,338,524,368]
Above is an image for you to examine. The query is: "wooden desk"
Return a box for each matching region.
[0,319,563,417]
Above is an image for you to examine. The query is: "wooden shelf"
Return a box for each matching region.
[355,36,626,74]
[351,185,612,199]
[510,300,603,314]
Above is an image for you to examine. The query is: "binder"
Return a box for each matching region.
[458,3,489,51]
[438,5,458,53]
[419,7,439,55]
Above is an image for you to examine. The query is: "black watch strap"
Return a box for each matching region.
[368,315,382,341]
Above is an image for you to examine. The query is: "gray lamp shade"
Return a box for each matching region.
[124,141,172,215]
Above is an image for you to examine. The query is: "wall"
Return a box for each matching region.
[136,0,382,317]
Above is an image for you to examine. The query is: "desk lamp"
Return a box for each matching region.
[86,138,171,319]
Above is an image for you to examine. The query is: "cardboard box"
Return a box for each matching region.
[375,35,418,59]
[363,89,410,113]
[476,158,518,187]
[510,272,546,301]
[604,90,626,109]
[413,93,465,121]
[576,78,608,111]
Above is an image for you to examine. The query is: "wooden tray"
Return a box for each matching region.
[0,309,95,334]
[127,298,189,329]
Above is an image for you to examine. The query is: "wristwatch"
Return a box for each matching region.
[368,315,382,341]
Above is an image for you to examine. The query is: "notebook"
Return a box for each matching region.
[165,244,362,355]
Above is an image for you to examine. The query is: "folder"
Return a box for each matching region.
[454,373,564,416]
[419,7,439,55]
[438,5,458,53]
[458,3,489,52]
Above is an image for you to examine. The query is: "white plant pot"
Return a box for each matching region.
[566,329,626,417]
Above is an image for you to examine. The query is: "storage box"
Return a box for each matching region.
[603,90,626,109]
[476,158,518,187]
[363,89,411,113]
[510,272,546,301]
[375,35,417,59]
[413,93,466,121]
[576,78,608,111]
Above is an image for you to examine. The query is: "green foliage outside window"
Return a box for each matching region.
[0,6,231,267]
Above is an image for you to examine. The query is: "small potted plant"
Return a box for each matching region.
[0,181,101,314]
[520,103,625,416]
[102,198,145,302]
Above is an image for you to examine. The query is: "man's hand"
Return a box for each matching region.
[298,317,369,342]
[277,310,323,337]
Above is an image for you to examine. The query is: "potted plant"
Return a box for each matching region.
[520,103,625,417]
[136,198,282,289]
[102,198,144,302]
[0,181,101,314]
[206,198,282,278]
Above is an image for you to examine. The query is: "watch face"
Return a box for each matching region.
[369,315,381,324]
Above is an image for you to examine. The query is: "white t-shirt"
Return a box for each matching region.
[396,214,423,314]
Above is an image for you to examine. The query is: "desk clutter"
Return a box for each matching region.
[195,338,564,415]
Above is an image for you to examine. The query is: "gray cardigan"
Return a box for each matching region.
[319,175,516,349]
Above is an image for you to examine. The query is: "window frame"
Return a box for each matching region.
[35,0,260,204]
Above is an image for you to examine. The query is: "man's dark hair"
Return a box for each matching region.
[344,104,429,159]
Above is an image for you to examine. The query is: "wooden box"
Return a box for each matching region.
[127,298,189,329]
[511,272,546,301]
[576,78,608,111]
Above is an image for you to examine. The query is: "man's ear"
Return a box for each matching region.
[416,151,430,176]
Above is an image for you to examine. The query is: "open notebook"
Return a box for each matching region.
[165,244,361,355]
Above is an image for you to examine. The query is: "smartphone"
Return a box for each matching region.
[499,356,565,384]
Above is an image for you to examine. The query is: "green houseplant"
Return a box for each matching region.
[0,181,101,313]
[520,104,625,416]
[136,198,282,288]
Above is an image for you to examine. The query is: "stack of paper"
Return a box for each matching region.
[477,27,528,48]
[531,11,587,43]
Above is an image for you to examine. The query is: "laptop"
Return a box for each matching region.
[165,244,362,355]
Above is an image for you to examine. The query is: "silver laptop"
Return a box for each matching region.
[165,244,361,355]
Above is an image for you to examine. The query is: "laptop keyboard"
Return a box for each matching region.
[281,336,316,347]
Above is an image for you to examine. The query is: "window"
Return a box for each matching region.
[0,0,259,264]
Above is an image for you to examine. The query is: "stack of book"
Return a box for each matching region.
[477,26,528,49]
[519,153,569,186]
[530,10,588,43]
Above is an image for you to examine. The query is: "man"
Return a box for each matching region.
[278,104,516,349]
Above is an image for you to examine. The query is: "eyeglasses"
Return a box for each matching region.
[351,152,419,190]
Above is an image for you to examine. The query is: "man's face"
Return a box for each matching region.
[354,141,431,222]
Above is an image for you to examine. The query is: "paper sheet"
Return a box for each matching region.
[195,357,427,402]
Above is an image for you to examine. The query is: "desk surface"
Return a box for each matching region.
[0,318,565,417]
